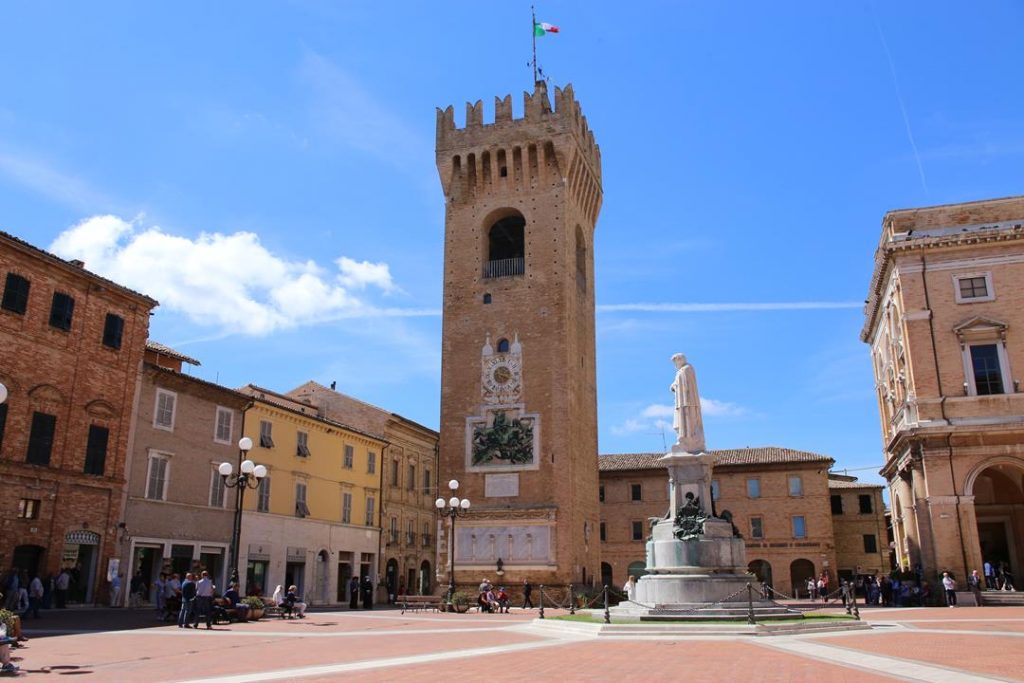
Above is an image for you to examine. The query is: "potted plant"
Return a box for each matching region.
[0,609,16,637]
[242,596,265,620]
[449,591,472,614]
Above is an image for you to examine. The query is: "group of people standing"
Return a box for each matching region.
[347,576,375,609]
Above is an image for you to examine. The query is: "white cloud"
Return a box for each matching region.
[336,256,397,293]
[612,399,747,436]
[49,215,403,336]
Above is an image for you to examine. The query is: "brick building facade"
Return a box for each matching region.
[120,342,250,601]
[435,81,603,586]
[0,231,155,604]
[828,477,890,581]
[862,195,1024,585]
[599,449,843,598]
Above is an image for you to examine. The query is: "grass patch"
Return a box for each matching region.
[550,612,856,625]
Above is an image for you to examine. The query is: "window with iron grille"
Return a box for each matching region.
[26,412,57,466]
[1,273,30,314]
[102,313,124,349]
[831,494,844,515]
[84,425,108,475]
[49,291,75,331]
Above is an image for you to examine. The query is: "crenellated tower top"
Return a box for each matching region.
[435,81,602,223]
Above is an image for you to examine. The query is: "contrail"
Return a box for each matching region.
[596,302,862,313]
[872,6,928,194]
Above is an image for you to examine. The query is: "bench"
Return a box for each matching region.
[400,595,443,614]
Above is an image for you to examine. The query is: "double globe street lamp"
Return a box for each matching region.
[220,437,267,585]
[435,479,470,607]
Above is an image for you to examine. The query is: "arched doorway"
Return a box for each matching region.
[748,559,773,588]
[790,559,815,598]
[627,561,647,579]
[970,461,1024,586]
[62,530,100,604]
[600,562,613,588]
[419,560,431,595]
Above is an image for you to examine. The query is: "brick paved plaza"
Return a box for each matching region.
[8,605,1024,682]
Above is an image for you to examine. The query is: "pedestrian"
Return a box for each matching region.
[360,576,373,609]
[2,570,19,611]
[478,577,492,594]
[55,568,70,608]
[968,570,983,605]
[941,572,957,607]
[129,572,146,608]
[194,571,215,629]
[110,572,123,607]
[28,574,43,619]
[155,573,166,614]
[178,572,197,628]
[806,577,816,600]
[522,579,533,609]
[984,560,996,590]
[285,585,307,618]
[623,575,637,602]
[348,576,359,610]
[495,586,510,613]
[999,562,1015,591]
[880,575,892,607]
[14,583,29,619]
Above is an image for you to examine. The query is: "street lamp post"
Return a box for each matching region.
[435,479,470,608]
[221,437,267,586]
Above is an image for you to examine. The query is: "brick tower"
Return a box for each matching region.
[435,81,603,587]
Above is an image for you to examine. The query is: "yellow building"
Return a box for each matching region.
[235,385,385,606]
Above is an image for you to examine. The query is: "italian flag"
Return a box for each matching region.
[534,22,559,36]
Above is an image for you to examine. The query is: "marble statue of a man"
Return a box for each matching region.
[670,353,705,453]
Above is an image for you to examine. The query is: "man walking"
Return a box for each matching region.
[54,569,70,608]
[194,571,215,629]
[110,572,123,607]
[28,574,43,619]
[522,579,533,609]
[941,572,957,607]
[178,573,196,628]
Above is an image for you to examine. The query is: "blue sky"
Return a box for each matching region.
[2,2,1023,484]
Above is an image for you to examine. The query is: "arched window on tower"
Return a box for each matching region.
[485,213,525,278]
[497,338,510,353]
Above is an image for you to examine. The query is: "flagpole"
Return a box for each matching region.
[531,5,538,83]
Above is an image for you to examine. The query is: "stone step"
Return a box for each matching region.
[981,592,1024,606]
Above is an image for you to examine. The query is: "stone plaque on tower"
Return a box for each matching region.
[436,81,603,585]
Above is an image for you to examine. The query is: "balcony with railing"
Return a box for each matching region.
[483,257,524,279]
[422,533,433,548]
[405,532,417,547]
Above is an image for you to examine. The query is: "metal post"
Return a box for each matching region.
[538,584,545,619]
[446,513,456,609]
[603,584,610,624]
[746,582,756,625]
[568,583,575,615]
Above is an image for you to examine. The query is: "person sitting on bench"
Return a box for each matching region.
[284,585,306,618]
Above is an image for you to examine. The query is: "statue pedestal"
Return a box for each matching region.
[610,447,800,620]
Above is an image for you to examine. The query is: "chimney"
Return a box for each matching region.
[69,259,85,268]
[330,381,337,390]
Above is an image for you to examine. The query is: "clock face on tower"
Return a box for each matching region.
[482,355,522,404]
